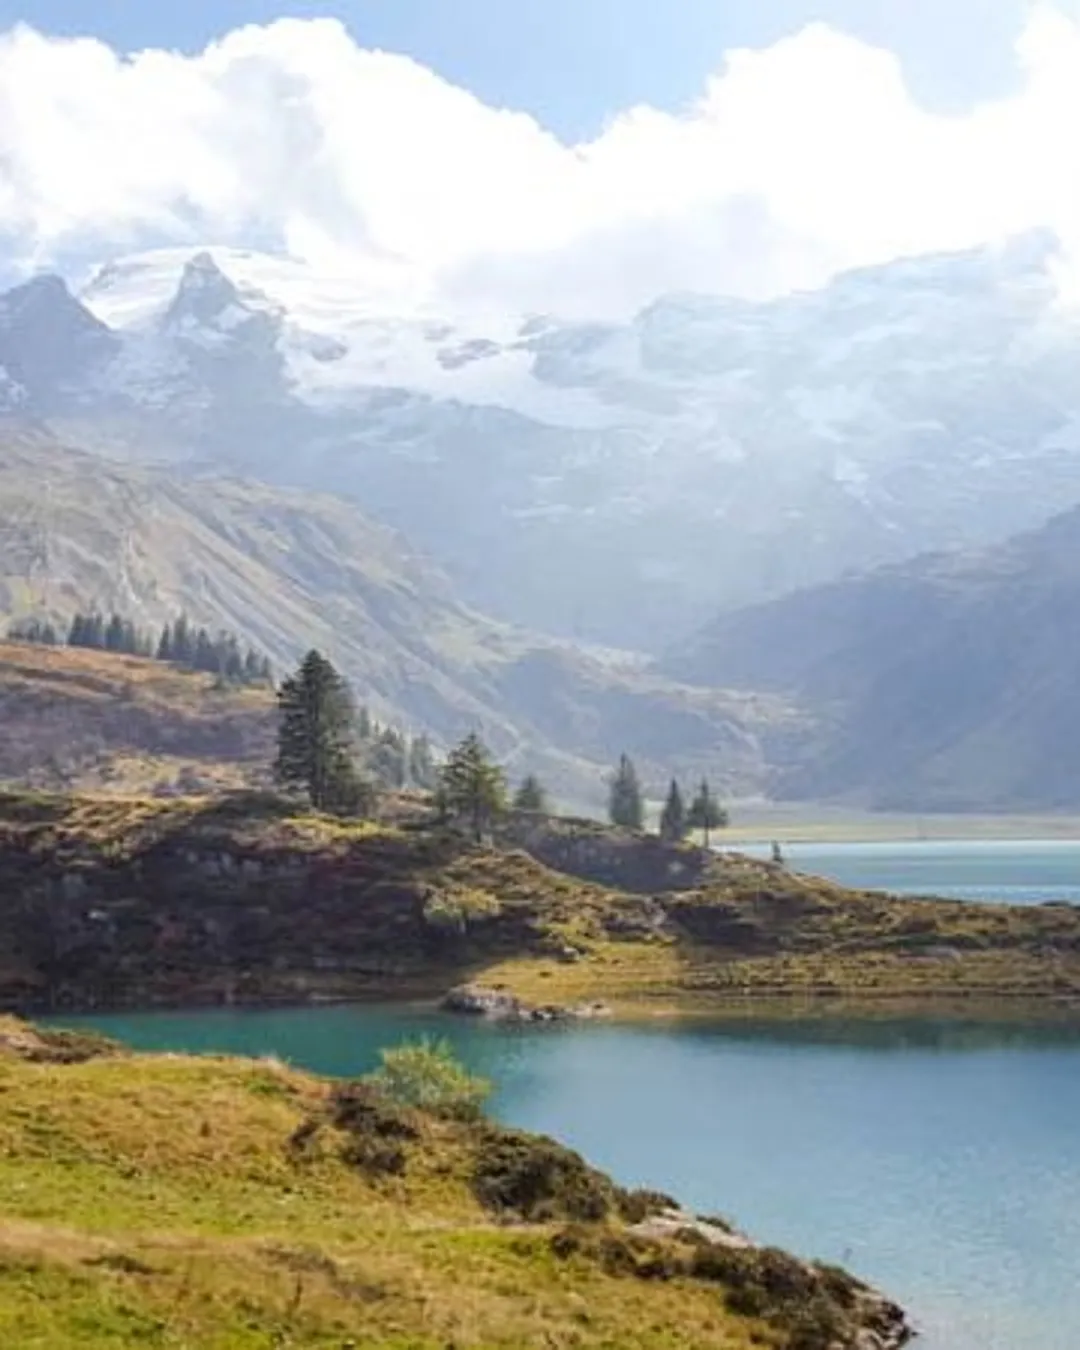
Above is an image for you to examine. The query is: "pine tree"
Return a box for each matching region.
[192,628,215,672]
[9,617,58,645]
[438,733,507,842]
[659,778,687,842]
[274,650,369,814]
[156,623,173,662]
[687,778,728,849]
[84,613,105,649]
[358,706,374,741]
[512,773,548,814]
[172,615,193,664]
[104,614,125,652]
[221,635,243,681]
[608,754,644,831]
[407,734,437,789]
[67,614,86,647]
[370,728,408,789]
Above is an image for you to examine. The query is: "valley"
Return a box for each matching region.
[0,433,799,805]
[4,10,1080,1350]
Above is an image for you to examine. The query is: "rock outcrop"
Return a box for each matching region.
[442,984,610,1024]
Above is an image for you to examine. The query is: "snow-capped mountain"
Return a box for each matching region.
[4,231,1080,647]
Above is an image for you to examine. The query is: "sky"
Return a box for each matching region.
[0,1,1079,317]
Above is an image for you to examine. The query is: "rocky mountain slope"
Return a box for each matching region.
[3,233,1080,646]
[0,433,799,801]
[665,506,1080,810]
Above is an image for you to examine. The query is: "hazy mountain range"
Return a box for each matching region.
[3,230,1080,649]
[3,231,1080,808]
[666,507,1080,810]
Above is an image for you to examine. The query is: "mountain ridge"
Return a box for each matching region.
[664,505,1080,810]
[5,232,1080,646]
[0,428,798,803]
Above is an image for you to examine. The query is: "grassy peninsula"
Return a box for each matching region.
[1,788,1079,1022]
[0,1019,911,1349]
[0,637,1076,1024]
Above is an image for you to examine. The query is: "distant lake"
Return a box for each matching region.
[53,1004,1080,1350]
[735,839,1080,903]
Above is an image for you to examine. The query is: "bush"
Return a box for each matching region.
[363,1037,491,1119]
[340,1136,408,1177]
[618,1188,679,1223]
[550,1226,679,1281]
[422,887,502,934]
[690,1245,852,1346]
[472,1126,618,1221]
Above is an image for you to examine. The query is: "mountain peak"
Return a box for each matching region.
[162,251,254,332]
[0,272,103,330]
[0,272,117,398]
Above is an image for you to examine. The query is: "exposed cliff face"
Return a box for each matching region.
[499,814,715,894]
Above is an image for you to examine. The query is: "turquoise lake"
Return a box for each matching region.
[52,841,1080,1350]
[738,837,1080,903]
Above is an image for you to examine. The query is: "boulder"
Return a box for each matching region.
[442,985,612,1024]
[442,985,524,1019]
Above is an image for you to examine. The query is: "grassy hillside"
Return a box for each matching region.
[1,790,1078,1020]
[0,639,273,795]
[0,429,802,803]
[0,1021,909,1349]
[664,505,1080,810]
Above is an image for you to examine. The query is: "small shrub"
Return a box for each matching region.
[691,1245,854,1346]
[618,1188,679,1223]
[422,887,502,934]
[363,1038,491,1119]
[340,1136,408,1177]
[472,1126,618,1221]
[549,1226,679,1281]
[330,1082,421,1139]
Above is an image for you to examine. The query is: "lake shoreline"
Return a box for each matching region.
[33,981,1080,1028]
[7,792,1080,1029]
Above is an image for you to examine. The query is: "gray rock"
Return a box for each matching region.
[442,985,524,1019]
[60,873,88,901]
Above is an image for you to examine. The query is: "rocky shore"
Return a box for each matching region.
[441,982,611,1023]
[629,1208,913,1349]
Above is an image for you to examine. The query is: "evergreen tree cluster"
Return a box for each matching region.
[7,609,274,686]
[607,754,730,845]
[274,649,477,816]
[275,649,372,815]
[436,732,508,841]
[7,617,60,645]
[660,775,729,846]
[353,706,438,792]
[153,616,272,684]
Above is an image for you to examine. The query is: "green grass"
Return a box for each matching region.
[0,1026,904,1349]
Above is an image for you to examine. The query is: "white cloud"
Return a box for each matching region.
[0,7,1078,318]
